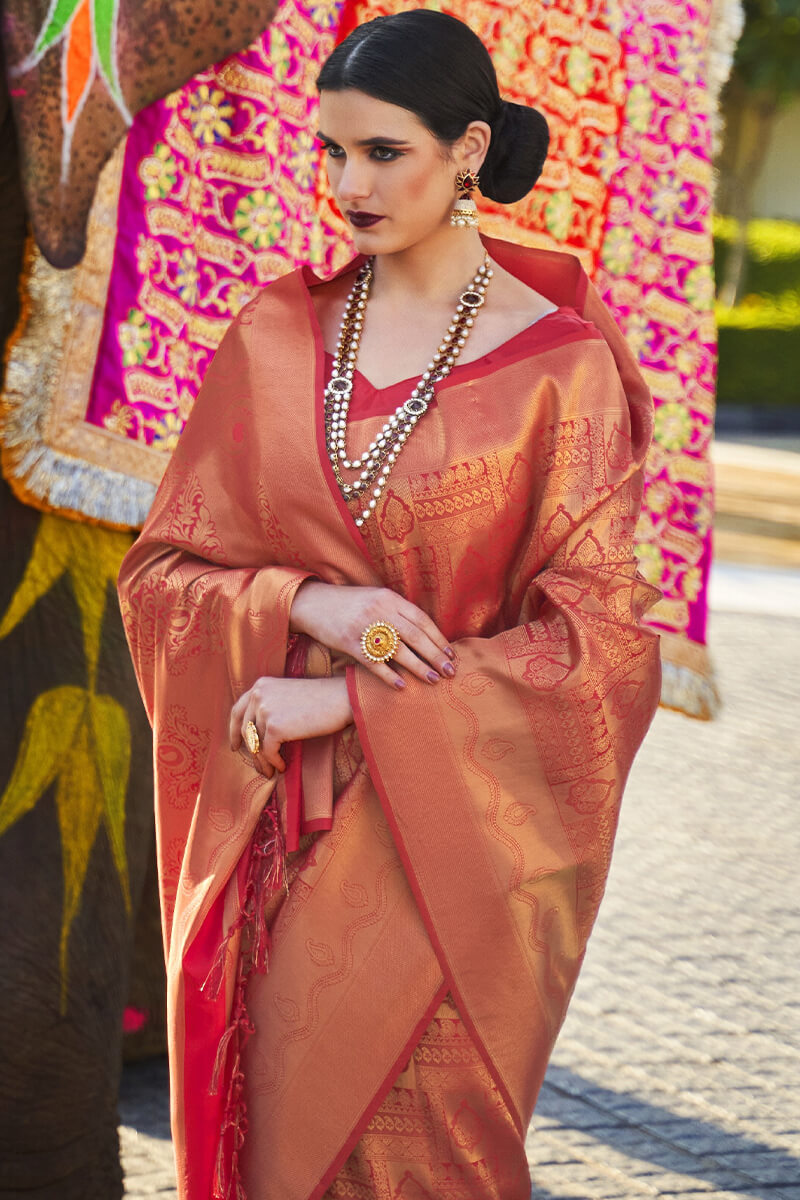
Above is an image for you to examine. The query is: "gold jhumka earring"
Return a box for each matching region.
[450,168,480,228]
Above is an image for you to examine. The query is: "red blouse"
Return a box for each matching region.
[323,306,586,419]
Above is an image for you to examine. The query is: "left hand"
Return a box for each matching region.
[229,676,353,778]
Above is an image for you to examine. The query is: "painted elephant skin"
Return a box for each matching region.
[0,86,160,1197]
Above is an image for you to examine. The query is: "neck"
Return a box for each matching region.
[369,226,487,306]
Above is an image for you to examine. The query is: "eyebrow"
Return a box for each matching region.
[316,132,410,147]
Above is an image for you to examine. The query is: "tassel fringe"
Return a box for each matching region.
[203,803,288,1200]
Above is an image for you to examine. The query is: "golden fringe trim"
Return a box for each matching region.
[1,432,157,530]
[1,146,157,530]
[708,0,745,157]
[1,245,156,529]
[657,630,721,720]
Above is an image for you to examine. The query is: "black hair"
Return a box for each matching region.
[316,10,549,204]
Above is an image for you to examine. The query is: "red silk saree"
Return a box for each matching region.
[118,235,661,1199]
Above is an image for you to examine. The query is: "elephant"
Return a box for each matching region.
[0,76,164,1197]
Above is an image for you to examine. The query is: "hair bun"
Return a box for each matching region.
[479,102,549,204]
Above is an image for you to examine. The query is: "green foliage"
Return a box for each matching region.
[733,0,800,102]
[717,327,800,405]
[713,216,800,406]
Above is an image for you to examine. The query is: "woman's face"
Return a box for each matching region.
[317,89,472,255]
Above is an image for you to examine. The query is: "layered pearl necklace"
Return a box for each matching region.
[324,254,493,527]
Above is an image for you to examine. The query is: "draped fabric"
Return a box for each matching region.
[117,237,661,1199]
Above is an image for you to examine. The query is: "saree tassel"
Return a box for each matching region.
[201,916,246,1001]
[248,805,287,973]
[206,801,289,1199]
[212,1046,250,1200]
[202,803,286,999]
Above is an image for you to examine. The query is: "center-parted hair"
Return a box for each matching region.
[316,10,549,205]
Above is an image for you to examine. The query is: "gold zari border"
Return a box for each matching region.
[1,142,163,530]
[658,629,721,720]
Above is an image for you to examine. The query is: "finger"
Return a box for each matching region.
[363,658,408,690]
[393,615,455,678]
[396,601,454,661]
[247,714,286,776]
[229,693,249,749]
[391,639,446,685]
[255,745,286,776]
[230,709,244,750]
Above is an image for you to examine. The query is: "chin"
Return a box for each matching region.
[350,224,392,247]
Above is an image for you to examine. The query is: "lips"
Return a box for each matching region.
[347,211,384,229]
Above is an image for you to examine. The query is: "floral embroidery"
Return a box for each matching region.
[118,309,152,367]
[545,191,573,242]
[150,412,184,451]
[601,227,635,276]
[567,46,594,96]
[186,84,235,144]
[654,403,693,452]
[139,142,177,200]
[102,399,138,436]
[175,248,199,306]
[684,264,715,312]
[634,542,665,588]
[233,189,284,250]
[625,83,653,133]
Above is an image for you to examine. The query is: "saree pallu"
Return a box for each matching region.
[117,236,662,1200]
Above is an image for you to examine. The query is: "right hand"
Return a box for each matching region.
[289,581,456,690]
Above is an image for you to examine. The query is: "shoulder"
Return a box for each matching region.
[240,256,363,327]
[482,236,589,309]
[237,264,308,321]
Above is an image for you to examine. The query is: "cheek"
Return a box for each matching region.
[400,160,453,209]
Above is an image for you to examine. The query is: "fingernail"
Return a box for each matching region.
[444,646,455,660]
[442,662,455,678]
[394,678,406,690]
[427,670,440,684]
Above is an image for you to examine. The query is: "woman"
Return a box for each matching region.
[118,10,662,1200]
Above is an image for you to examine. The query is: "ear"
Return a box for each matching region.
[456,120,492,176]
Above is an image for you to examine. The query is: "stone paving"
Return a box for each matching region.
[119,593,800,1199]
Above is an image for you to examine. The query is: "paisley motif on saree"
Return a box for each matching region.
[118,237,661,1199]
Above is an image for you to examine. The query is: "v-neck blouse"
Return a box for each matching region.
[322,305,585,420]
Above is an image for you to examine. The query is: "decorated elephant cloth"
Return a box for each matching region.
[2,0,282,266]
[1,0,742,720]
[117,236,662,1199]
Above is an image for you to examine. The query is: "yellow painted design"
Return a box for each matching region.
[0,515,135,1009]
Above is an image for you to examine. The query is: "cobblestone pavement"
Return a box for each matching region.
[120,601,800,1199]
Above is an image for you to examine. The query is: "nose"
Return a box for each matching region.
[335,157,373,205]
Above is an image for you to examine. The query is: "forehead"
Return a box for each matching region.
[317,89,429,140]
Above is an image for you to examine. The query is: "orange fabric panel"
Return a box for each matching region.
[325,993,530,1200]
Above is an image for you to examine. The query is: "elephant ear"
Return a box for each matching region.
[0,686,86,835]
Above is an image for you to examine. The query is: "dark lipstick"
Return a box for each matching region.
[347,211,384,228]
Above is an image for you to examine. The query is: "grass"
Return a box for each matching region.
[713,216,800,406]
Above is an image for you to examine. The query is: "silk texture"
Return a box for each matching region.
[118,236,662,1200]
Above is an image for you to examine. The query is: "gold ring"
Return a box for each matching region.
[244,720,260,756]
[360,621,400,664]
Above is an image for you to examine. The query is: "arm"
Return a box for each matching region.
[289,578,456,688]
[226,578,461,778]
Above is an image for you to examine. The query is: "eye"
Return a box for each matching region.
[371,146,402,162]
[317,139,344,159]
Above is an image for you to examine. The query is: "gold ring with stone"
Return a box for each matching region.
[244,720,260,755]
[360,621,400,664]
